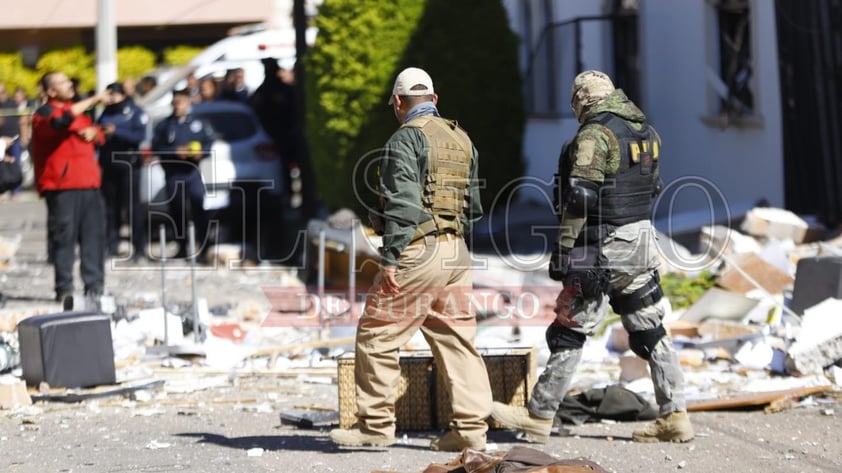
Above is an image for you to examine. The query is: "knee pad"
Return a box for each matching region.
[546,324,586,353]
[609,272,662,314]
[628,325,666,360]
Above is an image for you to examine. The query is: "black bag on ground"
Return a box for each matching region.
[556,384,658,426]
[0,160,22,193]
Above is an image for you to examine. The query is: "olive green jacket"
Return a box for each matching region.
[378,119,482,266]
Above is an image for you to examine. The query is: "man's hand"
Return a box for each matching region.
[553,285,581,327]
[78,126,99,142]
[548,248,571,281]
[379,265,400,294]
[102,123,116,136]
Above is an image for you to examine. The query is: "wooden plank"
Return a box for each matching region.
[249,336,356,359]
[687,385,835,412]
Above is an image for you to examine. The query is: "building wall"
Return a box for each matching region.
[642,0,782,229]
[504,0,783,231]
[0,0,280,63]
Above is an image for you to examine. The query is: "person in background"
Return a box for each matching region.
[151,88,214,259]
[185,73,201,103]
[196,77,218,104]
[31,71,108,309]
[137,75,158,99]
[329,67,491,452]
[491,70,694,444]
[0,83,20,159]
[0,135,22,197]
[217,68,248,102]
[122,77,138,100]
[97,82,149,261]
[13,87,33,151]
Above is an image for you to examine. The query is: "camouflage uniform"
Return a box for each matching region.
[530,72,688,420]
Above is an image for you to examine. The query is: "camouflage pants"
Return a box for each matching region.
[529,221,686,419]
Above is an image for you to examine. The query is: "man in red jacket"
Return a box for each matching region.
[31,71,108,308]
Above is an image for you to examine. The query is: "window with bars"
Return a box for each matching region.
[706,0,757,126]
[522,4,639,118]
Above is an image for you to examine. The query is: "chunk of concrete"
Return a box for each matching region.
[785,298,842,375]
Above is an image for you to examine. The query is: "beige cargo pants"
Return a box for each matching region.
[353,233,492,438]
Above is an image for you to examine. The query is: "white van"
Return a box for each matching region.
[189,24,318,91]
[137,24,317,113]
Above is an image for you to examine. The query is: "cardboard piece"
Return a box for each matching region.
[0,379,32,409]
[697,319,762,340]
[716,252,794,296]
[619,354,649,382]
[740,207,808,243]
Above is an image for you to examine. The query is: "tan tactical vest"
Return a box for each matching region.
[402,115,473,239]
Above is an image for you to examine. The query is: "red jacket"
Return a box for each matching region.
[31,100,104,193]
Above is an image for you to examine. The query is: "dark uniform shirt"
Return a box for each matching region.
[97,98,148,167]
[151,112,214,176]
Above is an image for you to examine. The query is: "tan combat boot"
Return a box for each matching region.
[490,402,553,443]
[330,427,395,447]
[632,411,694,443]
[429,430,486,452]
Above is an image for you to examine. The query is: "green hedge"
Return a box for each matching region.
[0,53,40,97]
[1,45,201,96]
[162,45,204,66]
[305,0,525,216]
[117,46,157,82]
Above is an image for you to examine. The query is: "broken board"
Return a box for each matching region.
[687,385,834,412]
[30,379,165,403]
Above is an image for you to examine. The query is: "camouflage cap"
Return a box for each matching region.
[570,70,615,120]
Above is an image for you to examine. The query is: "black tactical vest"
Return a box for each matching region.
[582,112,659,226]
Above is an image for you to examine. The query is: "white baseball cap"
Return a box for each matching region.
[388,67,434,104]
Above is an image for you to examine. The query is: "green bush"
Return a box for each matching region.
[305,0,525,215]
[162,46,204,66]
[36,47,96,94]
[660,271,717,309]
[117,46,157,81]
[0,52,39,97]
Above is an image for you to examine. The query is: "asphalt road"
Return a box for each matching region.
[0,375,840,473]
[2,192,842,473]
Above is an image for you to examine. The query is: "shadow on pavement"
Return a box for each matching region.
[176,431,436,452]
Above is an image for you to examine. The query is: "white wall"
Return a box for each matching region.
[504,0,783,231]
[641,0,782,229]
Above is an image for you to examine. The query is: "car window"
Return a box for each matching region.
[197,112,257,142]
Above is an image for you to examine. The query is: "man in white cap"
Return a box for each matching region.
[491,70,695,443]
[329,67,492,451]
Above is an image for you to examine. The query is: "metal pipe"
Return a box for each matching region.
[348,227,356,314]
[318,229,326,339]
[159,224,168,346]
[188,222,199,342]
[318,229,326,300]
